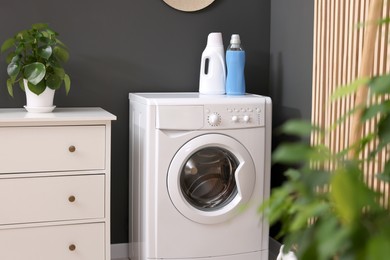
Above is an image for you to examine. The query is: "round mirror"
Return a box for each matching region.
[163,0,215,12]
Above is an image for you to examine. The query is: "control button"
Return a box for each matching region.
[256,107,261,112]
[208,113,221,126]
[243,115,250,123]
[227,108,233,113]
[241,108,246,112]
[247,108,253,112]
[231,115,239,122]
[234,108,240,112]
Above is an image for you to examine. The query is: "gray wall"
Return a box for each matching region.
[269,0,314,237]
[270,0,314,124]
[0,0,271,243]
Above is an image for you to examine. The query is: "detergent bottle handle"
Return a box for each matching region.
[200,54,211,76]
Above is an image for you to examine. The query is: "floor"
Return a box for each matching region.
[112,238,281,260]
[113,251,279,260]
[114,255,278,260]
[269,251,278,260]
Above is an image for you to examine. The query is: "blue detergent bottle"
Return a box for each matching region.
[226,34,246,95]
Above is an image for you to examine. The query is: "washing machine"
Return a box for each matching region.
[129,92,271,260]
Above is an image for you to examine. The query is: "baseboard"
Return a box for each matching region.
[269,237,282,260]
[111,243,129,260]
[111,238,281,260]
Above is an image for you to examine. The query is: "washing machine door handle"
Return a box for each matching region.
[235,160,256,204]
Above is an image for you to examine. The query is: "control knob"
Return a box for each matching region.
[231,115,239,123]
[208,113,221,126]
[243,115,250,123]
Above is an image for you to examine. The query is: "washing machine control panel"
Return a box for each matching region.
[204,103,265,129]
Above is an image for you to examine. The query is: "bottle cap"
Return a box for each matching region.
[230,34,241,45]
[206,32,223,47]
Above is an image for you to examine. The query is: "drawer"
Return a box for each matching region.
[0,125,105,173]
[0,175,104,225]
[0,223,105,260]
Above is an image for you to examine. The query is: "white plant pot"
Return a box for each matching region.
[277,245,297,260]
[24,79,56,113]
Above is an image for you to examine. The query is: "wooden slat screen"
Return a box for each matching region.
[311,0,390,207]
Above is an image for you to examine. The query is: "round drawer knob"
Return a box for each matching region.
[68,195,76,203]
[69,244,76,251]
[68,145,76,153]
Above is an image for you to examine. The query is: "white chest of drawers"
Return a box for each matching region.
[0,107,116,260]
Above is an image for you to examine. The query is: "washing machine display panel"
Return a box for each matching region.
[180,147,238,210]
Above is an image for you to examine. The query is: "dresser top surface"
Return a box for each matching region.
[0,107,116,123]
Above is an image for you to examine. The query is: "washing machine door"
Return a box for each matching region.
[167,134,256,224]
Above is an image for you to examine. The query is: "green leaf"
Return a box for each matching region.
[38,45,52,59]
[56,39,67,48]
[284,169,301,181]
[377,160,390,183]
[316,216,350,259]
[40,31,50,39]
[52,66,65,79]
[377,115,390,151]
[331,77,370,101]
[16,30,28,41]
[10,55,20,63]
[331,165,378,224]
[302,170,331,189]
[260,186,294,225]
[365,233,390,260]
[329,106,361,132]
[378,17,390,25]
[279,120,318,137]
[23,62,46,85]
[7,62,20,77]
[290,203,329,231]
[309,144,331,163]
[19,79,25,92]
[46,28,58,36]
[283,230,311,256]
[64,74,71,95]
[53,46,69,62]
[272,143,312,164]
[6,52,16,63]
[362,101,390,121]
[46,73,62,90]
[27,80,46,95]
[6,78,14,97]
[370,74,390,95]
[331,169,359,223]
[1,37,15,53]
[15,44,25,55]
[31,23,48,30]
[292,227,318,260]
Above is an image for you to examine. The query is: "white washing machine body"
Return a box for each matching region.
[129,93,272,260]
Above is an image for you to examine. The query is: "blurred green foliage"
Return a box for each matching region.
[260,72,390,259]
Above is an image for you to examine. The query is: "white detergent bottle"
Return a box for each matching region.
[199,32,226,95]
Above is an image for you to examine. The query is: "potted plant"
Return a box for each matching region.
[1,23,70,112]
[260,1,390,259]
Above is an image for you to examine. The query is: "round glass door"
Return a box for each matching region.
[180,147,238,210]
[167,134,256,224]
